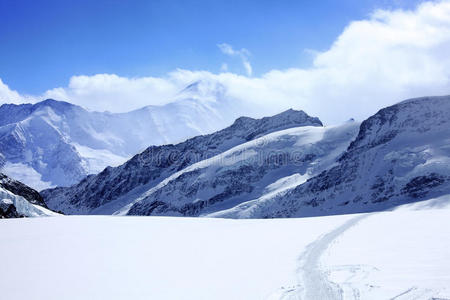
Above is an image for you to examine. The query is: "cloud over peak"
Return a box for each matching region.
[1,1,449,124]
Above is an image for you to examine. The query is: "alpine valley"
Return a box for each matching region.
[2,93,450,300]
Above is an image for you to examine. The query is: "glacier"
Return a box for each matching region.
[1,196,450,299]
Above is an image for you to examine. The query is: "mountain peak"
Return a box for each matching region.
[230,109,322,129]
[177,80,226,100]
[32,99,78,111]
[272,108,316,120]
[261,109,322,127]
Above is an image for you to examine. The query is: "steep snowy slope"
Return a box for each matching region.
[0,173,56,218]
[126,121,358,216]
[214,96,450,218]
[42,109,323,214]
[0,81,242,189]
[1,196,449,299]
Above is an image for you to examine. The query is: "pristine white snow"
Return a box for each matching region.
[1,196,449,299]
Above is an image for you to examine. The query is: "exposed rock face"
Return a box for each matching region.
[42,109,323,215]
[0,173,55,218]
[0,173,47,208]
[214,96,450,218]
[0,198,22,218]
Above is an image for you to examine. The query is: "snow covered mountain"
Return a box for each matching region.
[42,95,450,218]
[0,80,242,190]
[214,96,450,218]
[126,122,359,216]
[0,173,55,218]
[41,109,323,214]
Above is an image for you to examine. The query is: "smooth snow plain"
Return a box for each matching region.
[1,197,450,300]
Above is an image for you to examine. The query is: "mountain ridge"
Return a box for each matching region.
[41,109,323,214]
[212,96,450,218]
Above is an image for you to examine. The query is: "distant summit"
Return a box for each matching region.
[0,82,316,189]
[0,82,242,189]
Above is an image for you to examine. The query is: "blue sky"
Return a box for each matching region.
[0,0,423,94]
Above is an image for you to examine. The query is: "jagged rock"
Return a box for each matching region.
[0,173,47,207]
[0,173,55,218]
[0,199,22,218]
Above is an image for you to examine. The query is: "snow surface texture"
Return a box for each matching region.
[42,109,323,214]
[1,196,449,299]
[214,96,450,218]
[0,80,245,189]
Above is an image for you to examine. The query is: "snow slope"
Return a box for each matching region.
[126,121,358,216]
[215,96,450,218]
[42,109,323,214]
[0,80,243,189]
[1,196,449,299]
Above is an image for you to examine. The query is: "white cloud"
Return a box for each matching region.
[218,43,253,76]
[43,74,181,112]
[0,79,34,104]
[1,1,450,124]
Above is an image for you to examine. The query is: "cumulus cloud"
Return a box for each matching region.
[1,1,450,124]
[43,74,181,112]
[0,79,34,104]
[218,43,253,76]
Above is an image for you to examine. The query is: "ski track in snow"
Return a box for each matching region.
[298,215,369,300]
[272,211,449,300]
[295,214,370,300]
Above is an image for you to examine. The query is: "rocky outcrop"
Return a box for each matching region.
[0,198,22,218]
[0,173,47,208]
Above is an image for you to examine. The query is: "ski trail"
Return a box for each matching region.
[296,214,370,300]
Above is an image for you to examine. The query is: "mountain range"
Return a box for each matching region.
[41,108,323,214]
[0,80,242,190]
[40,95,450,219]
[0,86,448,219]
[213,96,450,218]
